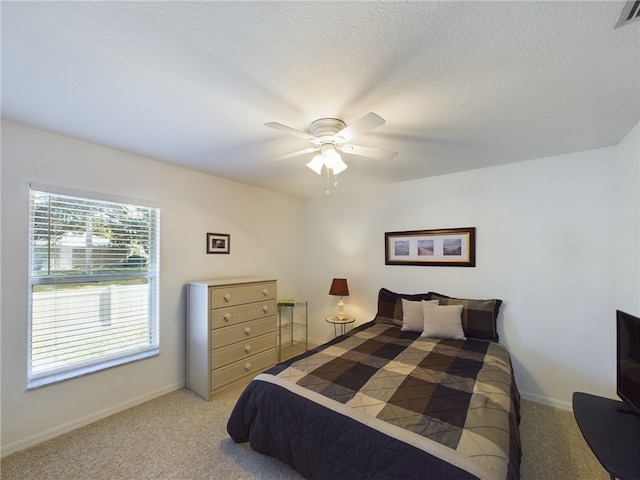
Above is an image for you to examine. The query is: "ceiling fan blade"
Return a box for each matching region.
[271,147,319,162]
[334,112,385,143]
[264,122,315,143]
[340,144,398,161]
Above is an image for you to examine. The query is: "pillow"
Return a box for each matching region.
[420,301,466,340]
[373,288,434,326]
[429,292,502,342]
[401,298,439,332]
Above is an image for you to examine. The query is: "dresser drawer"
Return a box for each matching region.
[211,348,276,390]
[211,332,276,369]
[211,300,276,330]
[210,281,276,308]
[211,316,276,349]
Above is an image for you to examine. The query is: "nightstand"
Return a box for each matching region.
[325,315,355,337]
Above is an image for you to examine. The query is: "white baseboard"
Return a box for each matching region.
[1,381,186,458]
[520,390,572,412]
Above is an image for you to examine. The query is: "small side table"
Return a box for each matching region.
[326,315,355,337]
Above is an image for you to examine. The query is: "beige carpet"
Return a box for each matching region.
[1,387,609,480]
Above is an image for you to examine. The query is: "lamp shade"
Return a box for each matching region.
[331,156,348,175]
[329,278,349,297]
[306,154,324,175]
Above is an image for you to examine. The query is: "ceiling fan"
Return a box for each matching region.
[264,112,398,176]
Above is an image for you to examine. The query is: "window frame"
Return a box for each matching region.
[27,183,160,388]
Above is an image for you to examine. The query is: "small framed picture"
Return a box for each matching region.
[385,227,475,267]
[206,233,230,254]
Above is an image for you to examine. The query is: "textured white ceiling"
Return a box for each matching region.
[2,1,639,198]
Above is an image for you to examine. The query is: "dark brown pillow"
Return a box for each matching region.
[373,288,434,326]
[429,292,502,342]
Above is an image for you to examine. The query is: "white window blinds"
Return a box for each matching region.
[28,186,160,388]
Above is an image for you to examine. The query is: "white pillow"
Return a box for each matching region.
[401,299,438,332]
[420,301,466,340]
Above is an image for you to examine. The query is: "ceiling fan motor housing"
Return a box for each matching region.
[310,118,346,144]
[265,112,397,163]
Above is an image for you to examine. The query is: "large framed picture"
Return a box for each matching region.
[206,232,230,254]
[385,227,475,267]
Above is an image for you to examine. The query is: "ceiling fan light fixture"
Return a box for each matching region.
[331,156,348,175]
[322,146,341,168]
[307,145,348,176]
[306,154,324,175]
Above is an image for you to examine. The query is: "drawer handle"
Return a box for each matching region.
[262,289,269,297]
[244,345,251,354]
[223,313,231,322]
[244,327,252,336]
[244,363,252,371]
[262,305,269,313]
[223,294,231,302]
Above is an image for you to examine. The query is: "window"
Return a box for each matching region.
[28,184,160,388]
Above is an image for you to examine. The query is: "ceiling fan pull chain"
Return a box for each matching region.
[326,168,331,195]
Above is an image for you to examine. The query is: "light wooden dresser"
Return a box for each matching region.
[187,278,277,401]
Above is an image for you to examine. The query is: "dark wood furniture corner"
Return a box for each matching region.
[573,392,640,480]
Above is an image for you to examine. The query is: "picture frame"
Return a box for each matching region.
[385,227,475,267]
[206,232,230,254]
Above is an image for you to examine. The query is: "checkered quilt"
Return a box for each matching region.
[228,321,521,480]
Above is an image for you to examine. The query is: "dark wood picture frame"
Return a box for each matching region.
[206,232,230,254]
[385,227,475,267]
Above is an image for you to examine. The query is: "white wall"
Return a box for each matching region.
[616,122,640,314]
[0,121,305,454]
[300,123,640,410]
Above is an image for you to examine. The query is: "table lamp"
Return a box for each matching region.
[329,278,349,319]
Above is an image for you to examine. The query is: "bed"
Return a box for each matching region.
[227,288,521,479]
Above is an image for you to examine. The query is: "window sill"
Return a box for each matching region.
[27,348,160,390]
